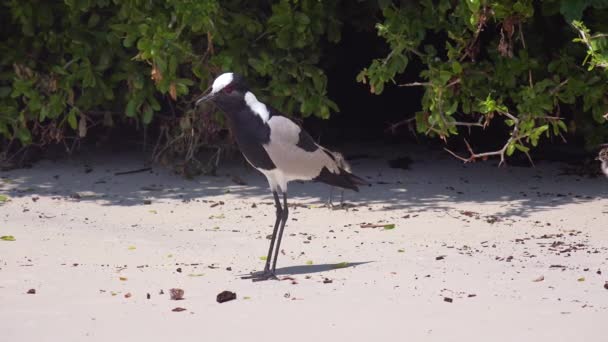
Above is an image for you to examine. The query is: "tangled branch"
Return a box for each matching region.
[443,111,532,167]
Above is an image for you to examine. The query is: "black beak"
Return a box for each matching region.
[194,91,217,107]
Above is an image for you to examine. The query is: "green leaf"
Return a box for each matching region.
[466,0,481,12]
[383,224,396,230]
[126,99,137,117]
[506,143,516,156]
[16,127,32,144]
[451,61,463,74]
[1,235,16,241]
[142,105,153,125]
[0,194,9,202]
[515,144,530,153]
[67,108,78,129]
[560,0,588,21]
[445,101,458,115]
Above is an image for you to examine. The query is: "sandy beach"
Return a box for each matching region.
[1,144,607,341]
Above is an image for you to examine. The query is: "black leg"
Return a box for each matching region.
[271,192,289,273]
[241,191,282,281]
[263,191,283,272]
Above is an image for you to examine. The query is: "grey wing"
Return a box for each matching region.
[263,116,338,180]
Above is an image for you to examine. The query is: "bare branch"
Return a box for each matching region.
[386,117,416,134]
[398,79,460,88]
[518,21,526,49]
[452,117,485,128]
[591,33,608,39]
[550,78,569,95]
[444,111,529,167]
[447,78,461,88]
[452,117,485,134]
[573,23,608,68]
[398,82,430,87]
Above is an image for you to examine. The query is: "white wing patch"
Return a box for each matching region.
[262,116,339,181]
[244,91,270,122]
[211,73,234,93]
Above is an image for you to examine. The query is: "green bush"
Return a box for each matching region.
[1,0,607,165]
[358,0,608,163]
[0,0,340,153]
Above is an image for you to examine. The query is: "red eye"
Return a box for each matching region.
[223,85,234,94]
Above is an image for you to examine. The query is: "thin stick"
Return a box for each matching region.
[398,82,430,87]
[114,167,152,176]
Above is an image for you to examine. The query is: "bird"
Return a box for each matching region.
[597,145,608,177]
[195,72,368,281]
[328,151,351,207]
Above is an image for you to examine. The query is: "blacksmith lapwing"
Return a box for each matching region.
[196,72,368,281]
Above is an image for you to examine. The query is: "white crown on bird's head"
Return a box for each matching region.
[195,72,270,122]
[211,72,235,94]
[195,72,247,105]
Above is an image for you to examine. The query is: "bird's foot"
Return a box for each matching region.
[240,270,278,282]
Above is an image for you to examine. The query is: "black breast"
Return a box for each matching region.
[226,108,276,171]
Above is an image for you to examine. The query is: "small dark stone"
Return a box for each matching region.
[146,293,151,299]
[226,267,232,271]
[170,288,184,300]
[323,278,333,284]
[176,267,182,273]
[444,297,453,303]
[172,307,187,312]
[604,282,608,290]
[26,289,36,294]
[217,290,237,303]
[159,289,164,295]
[435,256,445,261]
[143,200,152,205]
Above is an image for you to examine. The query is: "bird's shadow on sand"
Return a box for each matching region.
[239,261,372,278]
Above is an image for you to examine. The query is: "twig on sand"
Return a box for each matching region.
[114,167,152,176]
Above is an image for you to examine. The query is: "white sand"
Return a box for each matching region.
[1,144,607,341]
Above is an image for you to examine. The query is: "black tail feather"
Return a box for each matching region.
[313,167,370,192]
